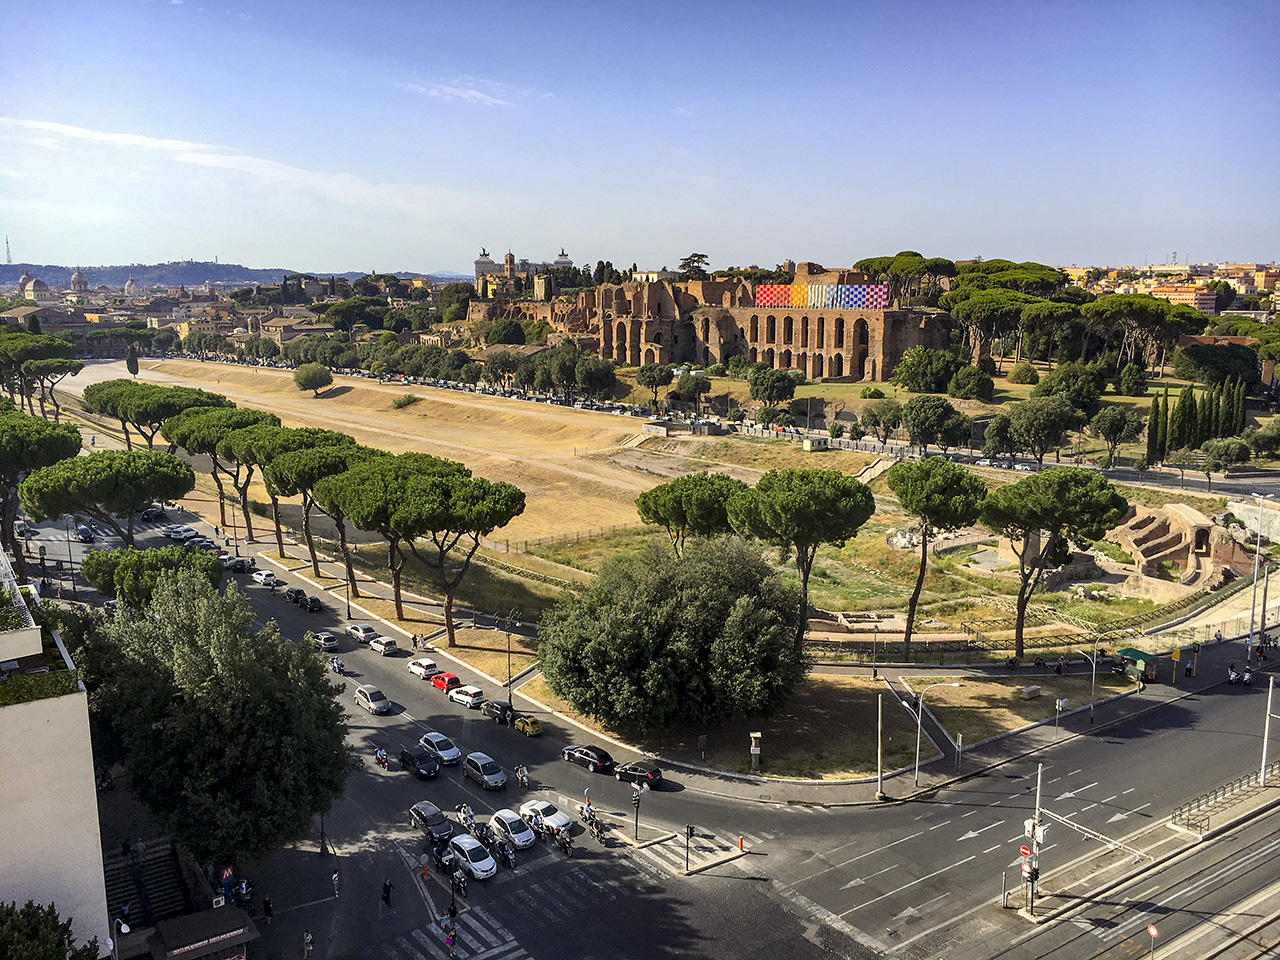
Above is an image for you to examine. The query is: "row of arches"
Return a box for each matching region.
[744,348,876,380]
[744,315,870,351]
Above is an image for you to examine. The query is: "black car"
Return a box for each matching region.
[301,596,323,612]
[226,557,254,574]
[562,744,615,773]
[482,700,515,724]
[398,745,440,780]
[282,587,307,604]
[615,761,663,786]
[140,506,168,522]
[409,800,453,842]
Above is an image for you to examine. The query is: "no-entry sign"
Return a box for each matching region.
[1020,845,1031,857]
[1021,861,1032,875]
[1148,924,1159,938]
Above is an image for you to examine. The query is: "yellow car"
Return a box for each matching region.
[514,716,542,737]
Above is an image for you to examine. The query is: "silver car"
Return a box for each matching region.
[462,751,506,790]
[419,731,461,765]
[354,684,390,715]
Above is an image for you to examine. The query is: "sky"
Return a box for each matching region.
[2,0,1277,274]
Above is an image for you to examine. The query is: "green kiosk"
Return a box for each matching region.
[1112,647,1156,682]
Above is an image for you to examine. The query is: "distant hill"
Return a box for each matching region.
[0,261,468,289]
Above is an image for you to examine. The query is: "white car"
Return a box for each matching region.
[1014,463,1034,472]
[164,524,196,539]
[448,684,484,709]
[250,570,277,586]
[369,637,398,656]
[408,657,441,679]
[419,731,461,765]
[490,809,536,849]
[445,835,496,880]
[518,799,572,834]
[345,624,379,643]
[311,631,339,652]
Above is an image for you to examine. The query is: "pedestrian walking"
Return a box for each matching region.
[261,897,272,925]
[303,931,314,958]
[90,435,95,446]
[382,878,394,908]
[1215,629,1224,644]
[411,635,418,651]
[332,869,340,898]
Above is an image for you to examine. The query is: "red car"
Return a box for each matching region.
[432,672,461,693]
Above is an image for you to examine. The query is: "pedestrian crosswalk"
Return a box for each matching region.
[382,905,529,960]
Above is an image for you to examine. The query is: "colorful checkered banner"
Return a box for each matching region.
[754,284,889,309]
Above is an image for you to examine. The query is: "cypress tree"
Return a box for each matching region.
[1198,390,1213,446]
[1147,395,1160,464]
[1237,379,1249,434]
[1158,387,1170,459]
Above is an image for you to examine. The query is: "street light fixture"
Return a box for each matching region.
[914,682,961,787]
[1076,646,1098,724]
[107,919,130,960]
[503,607,520,708]
[1249,492,1274,662]
[64,517,77,598]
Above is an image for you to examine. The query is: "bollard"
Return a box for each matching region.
[738,836,743,851]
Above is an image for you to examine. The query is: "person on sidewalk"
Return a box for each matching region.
[303,931,314,957]
[332,869,340,898]
[261,897,272,925]
[382,878,394,908]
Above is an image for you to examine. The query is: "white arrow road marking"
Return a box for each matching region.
[1055,781,1098,801]
[959,820,1005,840]
[840,864,897,889]
[842,857,976,915]
[1107,803,1151,823]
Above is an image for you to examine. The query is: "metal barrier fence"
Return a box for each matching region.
[1171,760,1280,832]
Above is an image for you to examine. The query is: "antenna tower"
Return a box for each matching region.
[4,236,10,264]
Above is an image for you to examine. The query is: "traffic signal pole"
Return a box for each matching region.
[1031,762,1043,916]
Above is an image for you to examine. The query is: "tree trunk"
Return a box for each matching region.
[389,539,404,620]
[903,526,930,661]
[443,588,456,648]
[794,545,815,652]
[270,496,285,556]
[334,514,359,598]
[302,495,321,578]
[209,464,228,527]
[119,420,133,450]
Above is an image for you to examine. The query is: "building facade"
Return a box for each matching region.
[1152,284,1218,314]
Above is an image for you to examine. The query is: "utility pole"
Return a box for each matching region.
[1031,763,1043,915]
[4,235,11,264]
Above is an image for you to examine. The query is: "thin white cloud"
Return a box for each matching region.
[394,74,540,108]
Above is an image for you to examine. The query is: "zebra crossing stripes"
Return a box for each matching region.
[380,910,531,960]
[630,832,742,876]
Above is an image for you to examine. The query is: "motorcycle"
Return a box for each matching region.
[472,822,494,846]
[554,827,574,858]
[590,819,607,845]
[1228,665,1243,685]
[1033,657,1047,669]
[231,878,256,910]
[1244,667,1253,685]
[489,838,516,869]
[431,843,448,872]
[329,657,345,675]
[515,769,531,789]
[375,751,389,770]
[456,804,476,832]
[1006,656,1020,670]
[526,813,549,841]
[451,868,468,899]
[577,803,598,827]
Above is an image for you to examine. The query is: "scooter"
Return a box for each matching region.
[1228,665,1243,685]
[1033,657,1048,669]
[577,803,598,828]
[456,804,476,832]
[515,769,531,789]
[329,658,345,675]
[554,827,573,858]
[590,819,607,845]
[1244,667,1253,685]
[472,822,494,846]
[525,813,549,841]
[1006,656,1020,670]
[489,839,516,869]
[375,751,389,770]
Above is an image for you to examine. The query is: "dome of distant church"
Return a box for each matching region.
[21,276,49,299]
[69,267,88,293]
[124,275,143,298]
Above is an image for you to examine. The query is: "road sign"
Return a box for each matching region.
[1021,861,1032,875]
[1024,818,1035,838]
[1019,845,1031,857]
[1172,647,1181,661]
[221,866,233,882]
[1148,924,1158,938]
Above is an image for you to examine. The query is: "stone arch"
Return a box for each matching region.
[701,317,710,341]
[644,347,656,364]
[783,316,794,344]
[653,331,663,344]
[817,317,826,348]
[832,353,844,378]
[766,315,776,343]
[750,315,759,341]
[763,348,775,368]
[813,353,824,378]
[798,352,808,374]
[749,347,758,363]
[629,318,642,365]
[835,317,845,348]
[781,349,793,369]
[800,316,809,349]
[854,319,870,379]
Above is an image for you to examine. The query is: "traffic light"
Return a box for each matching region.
[631,792,641,810]
[686,824,695,839]
[1030,867,1039,882]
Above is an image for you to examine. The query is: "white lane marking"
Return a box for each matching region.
[841,857,976,915]
[1067,769,1082,776]
[961,810,976,818]
[928,820,953,830]
[1101,795,1117,803]
[958,820,1005,840]
[1123,788,1135,795]
[789,831,925,885]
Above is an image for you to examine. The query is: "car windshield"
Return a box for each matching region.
[594,750,614,763]
[537,803,558,817]
[480,761,501,775]
[368,689,386,702]
[465,845,489,863]
[434,736,455,752]
[408,749,431,763]
[425,810,446,826]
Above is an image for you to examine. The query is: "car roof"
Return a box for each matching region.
[412,800,442,816]
[456,684,482,693]
[466,751,494,762]
[423,731,449,742]
[493,808,521,821]
[357,683,382,694]
[451,834,482,849]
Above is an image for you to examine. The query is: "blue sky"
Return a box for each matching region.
[3,0,1276,274]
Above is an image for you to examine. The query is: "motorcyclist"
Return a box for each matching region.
[515,763,529,788]
[375,747,388,768]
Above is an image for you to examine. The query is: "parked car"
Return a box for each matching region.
[369,637,398,656]
[431,672,461,693]
[76,525,95,543]
[226,557,253,573]
[445,834,497,880]
[562,744,615,773]
[461,752,506,790]
[614,761,663,786]
[418,731,461,765]
[354,684,390,715]
[489,809,535,849]
[163,524,196,539]
[282,587,307,604]
[408,657,440,679]
[345,623,378,643]
[513,716,542,737]
[482,700,514,724]
[251,570,278,586]
[448,685,484,708]
[410,800,454,843]
[301,596,324,612]
[140,506,168,521]
[398,744,440,780]
[311,631,339,652]
[518,799,571,834]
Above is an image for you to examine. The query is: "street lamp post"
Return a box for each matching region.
[504,607,520,707]
[65,518,77,598]
[1077,645,1097,724]
[344,573,351,620]
[914,682,961,787]
[1248,493,1273,662]
[871,623,879,680]
[107,919,130,960]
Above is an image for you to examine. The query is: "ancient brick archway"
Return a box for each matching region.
[813,353,824,377]
[833,353,844,378]
[781,349,793,369]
